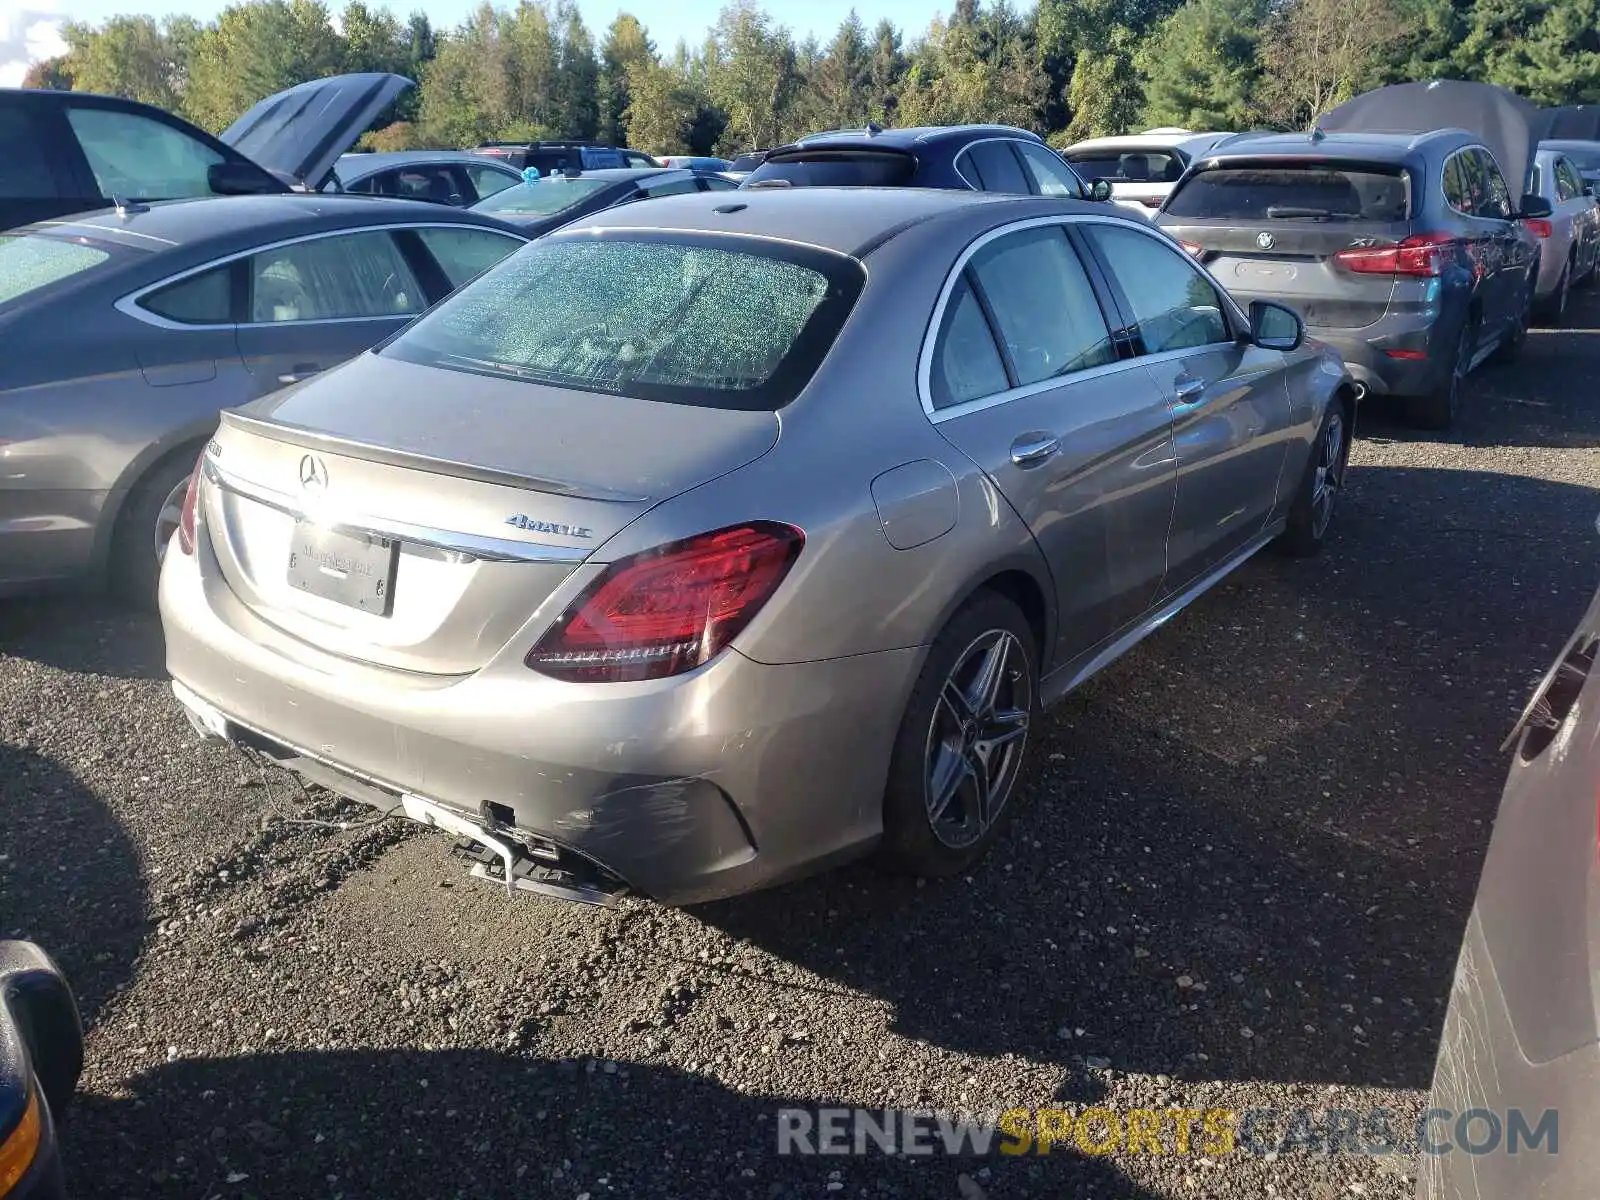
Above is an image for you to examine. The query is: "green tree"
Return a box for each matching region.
[623,56,698,153]
[1063,26,1143,139]
[554,1,600,138]
[896,4,1046,130]
[1137,0,1269,130]
[21,57,74,90]
[813,11,873,129]
[418,5,512,147]
[1259,0,1415,127]
[866,18,906,123]
[504,1,559,131]
[706,4,801,152]
[61,15,194,111]
[598,13,655,145]
[185,0,344,132]
[340,1,407,74]
[1461,0,1600,105]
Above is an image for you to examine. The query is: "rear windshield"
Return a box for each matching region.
[745,150,915,188]
[0,233,123,310]
[1067,149,1186,184]
[473,178,615,217]
[381,232,865,410]
[728,153,766,172]
[1560,147,1600,174]
[1165,163,1412,221]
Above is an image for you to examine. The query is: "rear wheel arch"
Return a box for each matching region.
[93,426,215,580]
[921,558,1056,679]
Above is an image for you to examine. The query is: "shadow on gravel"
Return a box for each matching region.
[64,1048,1166,1199]
[0,744,149,1025]
[0,595,168,681]
[699,466,1599,1098]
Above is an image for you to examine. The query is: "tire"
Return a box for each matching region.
[110,447,201,610]
[877,592,1038,878]
[1535,258,1571,327]
[1405,315,1474,430]
[1273,399,1350,558]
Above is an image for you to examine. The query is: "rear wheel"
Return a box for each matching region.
[878,592,1037,878]
[111,448,201,610]
[1406,316,1473,430]
[1274,400,1349,557]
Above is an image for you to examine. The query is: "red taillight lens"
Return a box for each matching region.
[1334,233,1452,277]
[1384,348,1429,360]
[1178,239,1203,257]
[1140,197,1162,208]
[1524,217,1553,239]
[527,521,804,682]
[176,451,206,556]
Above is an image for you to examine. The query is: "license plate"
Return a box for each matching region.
[286,523,398,615]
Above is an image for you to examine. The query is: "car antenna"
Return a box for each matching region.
[1310,124,1326,143]
[866,121,883,137]
[112,195,149,216]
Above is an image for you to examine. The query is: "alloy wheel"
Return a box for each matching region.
[1310,410,1345,539]
[153,476,189,565]
[923,628,1032,850]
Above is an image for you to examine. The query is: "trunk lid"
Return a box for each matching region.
[221,73,414,192]
[200,352,779,675]
[1160,159,1415,329]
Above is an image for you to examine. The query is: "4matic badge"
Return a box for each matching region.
[505,515,593,538]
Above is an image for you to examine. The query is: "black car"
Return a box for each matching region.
[470,167,737,236]
[0,73,412,233]
[472,141,659,173]
[740,124,1108,201]
[0,942,81,1200]
[1157,82,1552,430]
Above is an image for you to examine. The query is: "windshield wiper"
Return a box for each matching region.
[1265,205,1361,219]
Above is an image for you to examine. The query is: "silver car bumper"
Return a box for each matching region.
[159,546,922,904]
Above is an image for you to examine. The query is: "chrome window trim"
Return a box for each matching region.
[917,214,1245,423]
[113,221,530,332]
[204,459,589,566]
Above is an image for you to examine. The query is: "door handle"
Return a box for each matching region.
[277,363,321,385]
[1173,376,1206,403]
[1010,432,1060,468]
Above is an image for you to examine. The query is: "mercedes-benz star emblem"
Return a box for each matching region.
[299,454,328,491]
[1256,231,1275,250]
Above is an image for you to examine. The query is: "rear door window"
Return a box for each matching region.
[958,141,1032,194]
[248,231,424,323]
[642,176,700,198]
[415,227,525,290]
[1014,141,1083,197]
[140,265,234,324]
[967,225,1114,384]
[1477,150,1513,219]
[0,107,61,199]
[745,151,914,188]
[1086,224,1230,353]
[382,234,864,410]
[64,106,225,200]
[1164,164,1410,222]
[1555,159,1582,202]
[930,275,1009,409]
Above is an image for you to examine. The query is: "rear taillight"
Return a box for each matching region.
[1333,233,1453,277]
[176,451,206,556]
[1140,197,1162,209]
[1524,217,1553,239]
[527,521,804,682]
[1178,239,1203,257]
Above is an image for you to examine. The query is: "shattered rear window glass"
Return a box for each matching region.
[0,235,114,309]
[382,234,864,410]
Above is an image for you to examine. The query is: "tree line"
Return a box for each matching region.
[23,0,1600,156]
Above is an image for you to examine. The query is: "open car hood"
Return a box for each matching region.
[221,73,414,191]
[1318,81,1552,193]
[1544,105,1600,143]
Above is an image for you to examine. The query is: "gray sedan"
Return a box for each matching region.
[159,188,1354,906]
[0,195,527,603]
[1529,145,1600,324]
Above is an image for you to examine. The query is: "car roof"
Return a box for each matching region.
[1541,138,1600,152]
[18,193,511,252]
[791,125,1041,151]
[557,186,1127,257]
[1199,129,1471,162]
[337,151,519,174]
[1065,132,1229,153]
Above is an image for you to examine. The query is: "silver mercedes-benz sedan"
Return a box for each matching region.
[159,187,1356,905]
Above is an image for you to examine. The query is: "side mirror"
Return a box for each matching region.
[1249,300,1304,351]
[1519,192,1554,219]
[207,160,276,196]
[1088,178,1114,203]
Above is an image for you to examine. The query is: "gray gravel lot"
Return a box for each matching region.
[3,297,1598,1200]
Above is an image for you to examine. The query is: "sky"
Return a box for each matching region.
[1,0,951,86]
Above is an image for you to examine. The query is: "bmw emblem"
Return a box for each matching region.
[1256,231,1275,250]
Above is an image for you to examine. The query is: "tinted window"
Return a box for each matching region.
[0,107,59,199]
[369,166,464,204]
[474,177,614,217]
[621,151,659,169]
[141,265,232,323]
[65,106,224,200]
[745,151,914,188]
[382,235,863,410]
[699,175,739,191]
[1559,147,1600,174]
[1478,151,1513,219]
[1015,142,1083,197]
[1165,164,1410,222]
[464,163,518,199]
[968,226,1113,384]
[416,227,525,290]
[1443,153,1470,214]
[643,176,700,198]
[248,231,423,323]
[0,234,114,309]
[1088,225,1230,353]
[1068,150,1186,184]
[930,275,1009,409]
[1555,160,1582,201]
[728,153,766,172]
[959,141,1032,194]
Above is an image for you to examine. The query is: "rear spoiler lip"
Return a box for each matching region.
[1188,155,1417,175]
[218,409,651,504]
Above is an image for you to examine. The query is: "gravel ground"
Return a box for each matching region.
[3,296,1598,1200]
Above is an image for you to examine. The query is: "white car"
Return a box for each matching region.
[1062,129,1233,216]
